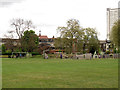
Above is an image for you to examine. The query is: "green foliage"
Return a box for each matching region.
[113,48,117,53]
[2,49,12,55]
[110,20,120,47]
[21,30,39,52]
[56,19,84,54]
[1,44,6,54]
[83,28,99,54]
[31,52,39,55]
[105,50,110,54]
[58,19,82,38]
[56,19,99,54]
[6,50,12,53]
[54,37,64,49]
[15,48,21,52]
[89,36,99,54]
[116,48,120,53]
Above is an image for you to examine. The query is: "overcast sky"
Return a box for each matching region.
[0,0,119,40]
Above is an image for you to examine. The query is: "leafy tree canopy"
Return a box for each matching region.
[21,30,39,52]
[110,20,120,48]
[56,19,99,54]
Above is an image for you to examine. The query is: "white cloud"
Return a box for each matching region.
[0,0,25,7]
[0,0,119,40]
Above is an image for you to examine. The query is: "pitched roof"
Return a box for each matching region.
[39,35,48,39]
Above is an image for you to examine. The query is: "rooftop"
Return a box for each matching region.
[39,35,48,39]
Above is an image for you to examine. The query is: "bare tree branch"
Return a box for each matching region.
[11,18,35,39]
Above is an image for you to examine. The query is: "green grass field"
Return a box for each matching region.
[2,58,118,88]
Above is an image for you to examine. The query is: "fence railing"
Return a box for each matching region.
[75,53,120,59]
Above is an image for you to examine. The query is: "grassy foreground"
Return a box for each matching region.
[2,58,118,88]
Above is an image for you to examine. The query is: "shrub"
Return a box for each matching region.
[6,50,12,53]
[31,52,40,56]
[105,51,110,54]
[2,50,12,55]
[113,48,117,53]
[32,55,43,58]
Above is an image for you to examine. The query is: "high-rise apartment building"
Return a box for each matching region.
[107,8,120,40]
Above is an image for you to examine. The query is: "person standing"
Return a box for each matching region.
[20,53,22,58]
[60,53,62,59]
[45,53,48,59]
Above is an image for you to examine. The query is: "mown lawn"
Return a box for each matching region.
[2,58,118,88]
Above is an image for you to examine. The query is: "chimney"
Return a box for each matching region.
[52,36,54,38]
[39,30,41,36]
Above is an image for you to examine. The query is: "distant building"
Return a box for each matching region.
[107,8,120,40]
[0,37,114,54]
[1,38,20,47]
[38,31,55,48]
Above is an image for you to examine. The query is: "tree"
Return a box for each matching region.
[38,43,51,54]
[110,20,120,49]
[8,18,36,52]
[56,19,99,54]
[0,44,6,54]
[57,19,83,53]
[21,30,39,52]
[11,18,35,39]
[89,35,100,54]
[54,37,72,54]
[54,37,65,49]
[83,28,99,54]
[4,30,15,52]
